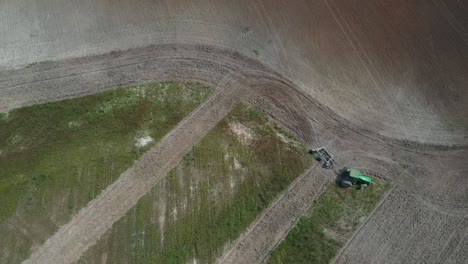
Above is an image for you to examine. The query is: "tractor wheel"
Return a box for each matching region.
[340,180,352,188]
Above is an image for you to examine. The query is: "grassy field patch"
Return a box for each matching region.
[79,104,314,264]
[268,180,391,264]
[0,82,212,263]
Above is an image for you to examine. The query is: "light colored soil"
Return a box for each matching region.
[0,0,467,263]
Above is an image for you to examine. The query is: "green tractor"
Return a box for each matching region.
[338,167,373,188]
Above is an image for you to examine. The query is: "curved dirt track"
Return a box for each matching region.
[2,44,466,212]
[0,44,466,263]
[1,0,467,145]
[0,0,467,263]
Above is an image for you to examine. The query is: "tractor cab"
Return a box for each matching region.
[348,169,372,185]
[338,168,372,188]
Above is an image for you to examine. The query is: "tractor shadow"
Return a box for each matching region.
[335,167,352,188]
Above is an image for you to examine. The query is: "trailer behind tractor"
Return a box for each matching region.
[310,147,334,169]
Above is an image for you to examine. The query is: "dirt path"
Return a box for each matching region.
[217,165,329,264]
[23,79,249,264]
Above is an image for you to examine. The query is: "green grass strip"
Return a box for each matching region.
[268,181,391,264]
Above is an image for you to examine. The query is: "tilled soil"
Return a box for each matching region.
[335,188,468,264]
[0,44,465,264]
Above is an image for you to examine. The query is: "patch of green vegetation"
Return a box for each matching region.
[79,104,314,264]
[0,82,211,263]
[268,181,391,264]
[252,49,260,56]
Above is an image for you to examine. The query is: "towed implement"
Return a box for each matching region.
[310,147,334,169]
